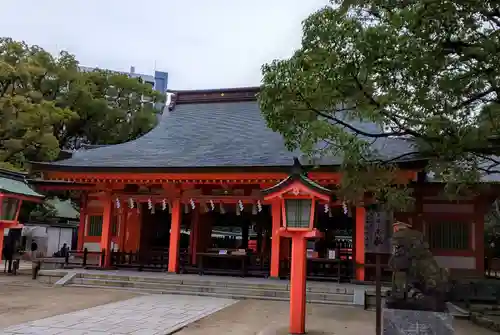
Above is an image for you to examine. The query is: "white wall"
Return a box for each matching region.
[46,227,74,256]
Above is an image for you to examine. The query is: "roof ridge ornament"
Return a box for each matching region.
[262,158,333,200]
[168,93,177,111]
[290,157,304,176]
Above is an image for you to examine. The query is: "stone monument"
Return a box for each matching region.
[383,221,454,335]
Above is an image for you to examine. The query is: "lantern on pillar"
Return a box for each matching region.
[0,181,44,263]
[262,158,333,335]
[282,197,314,230]
[0,193,42,224]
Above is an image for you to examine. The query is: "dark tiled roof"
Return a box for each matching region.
[0,168,27,182]
[32,97,420,171]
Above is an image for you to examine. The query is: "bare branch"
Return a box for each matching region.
[295,92,403,138]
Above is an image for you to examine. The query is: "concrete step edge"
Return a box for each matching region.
[75,278,354,298]
[68,284,355,305]
[364,306,470,319]
[77,274,353,294]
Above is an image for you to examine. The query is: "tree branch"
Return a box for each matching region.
[295,92,403,138]
[453,88,495,110]
[369,151,423,164]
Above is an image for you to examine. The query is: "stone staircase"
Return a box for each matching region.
[37,269,359,306]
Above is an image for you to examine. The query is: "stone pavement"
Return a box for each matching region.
[175,300,499,335]
[0,294,237,335]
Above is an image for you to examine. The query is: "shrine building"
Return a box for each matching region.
[29,87,490,281]
[0,169,45,257]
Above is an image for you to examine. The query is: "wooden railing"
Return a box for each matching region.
[64,249,103,268]
[111,250,170,271]
[278,258,354,283]
[192,253,270,277]
[109,248,191,272]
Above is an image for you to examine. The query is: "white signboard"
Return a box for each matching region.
[364,208,392,253]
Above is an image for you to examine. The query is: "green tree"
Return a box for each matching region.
[0,38,165,170]
[259,0,500,208]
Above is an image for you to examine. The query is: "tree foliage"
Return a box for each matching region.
[259,0,500,208]
[0,38,165,171]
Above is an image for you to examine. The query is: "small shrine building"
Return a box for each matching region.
[0,169,45,257]
[30,87,490,281]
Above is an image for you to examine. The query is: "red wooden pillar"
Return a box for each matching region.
[290,236,307,334]
[270,201,281,278]
[413,187,423,232]
[198,213,213,252]
[355,206,366,281]
[129,210,141,252]
[168,199,181,273]
[190,208,199,265]
[120,207,128,251]
[0,194,4,261]
[475,198,486,274]
[77,194,87,251]
[0,226,3,261]
[100,194,113,268]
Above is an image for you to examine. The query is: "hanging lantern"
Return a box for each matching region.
[161,199,167,211]
[252,203,257,215]
[115,198,121,209]
[147,198,153,210]
[219,202,226,214]
[238,200,244,211]
[128,198,135,209]
[189,198,196,210]
[257,200,262,212]
[209,200,215,211]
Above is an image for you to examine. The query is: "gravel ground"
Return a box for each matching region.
[0,274,497,335]
[176,300,500,335]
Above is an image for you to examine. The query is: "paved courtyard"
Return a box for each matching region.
[1,294,237,335]
[176,300,500,335]
[0,276,139,328]
[0,275,498,335]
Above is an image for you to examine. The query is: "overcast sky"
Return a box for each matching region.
[1,0,329,89]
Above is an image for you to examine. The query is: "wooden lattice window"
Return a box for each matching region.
[284,199,312,228]
[427,221,470,250]
[88,215,103,236]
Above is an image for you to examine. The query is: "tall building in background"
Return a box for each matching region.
[79,65,168,113]
[79,65,169,95]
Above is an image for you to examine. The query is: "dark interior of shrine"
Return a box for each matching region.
[313,206,354,258]
[139,204,178,251]
[120,202,359,280]
[139,203,273,253]
[139,202,354,256]
[208,204,272,252]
